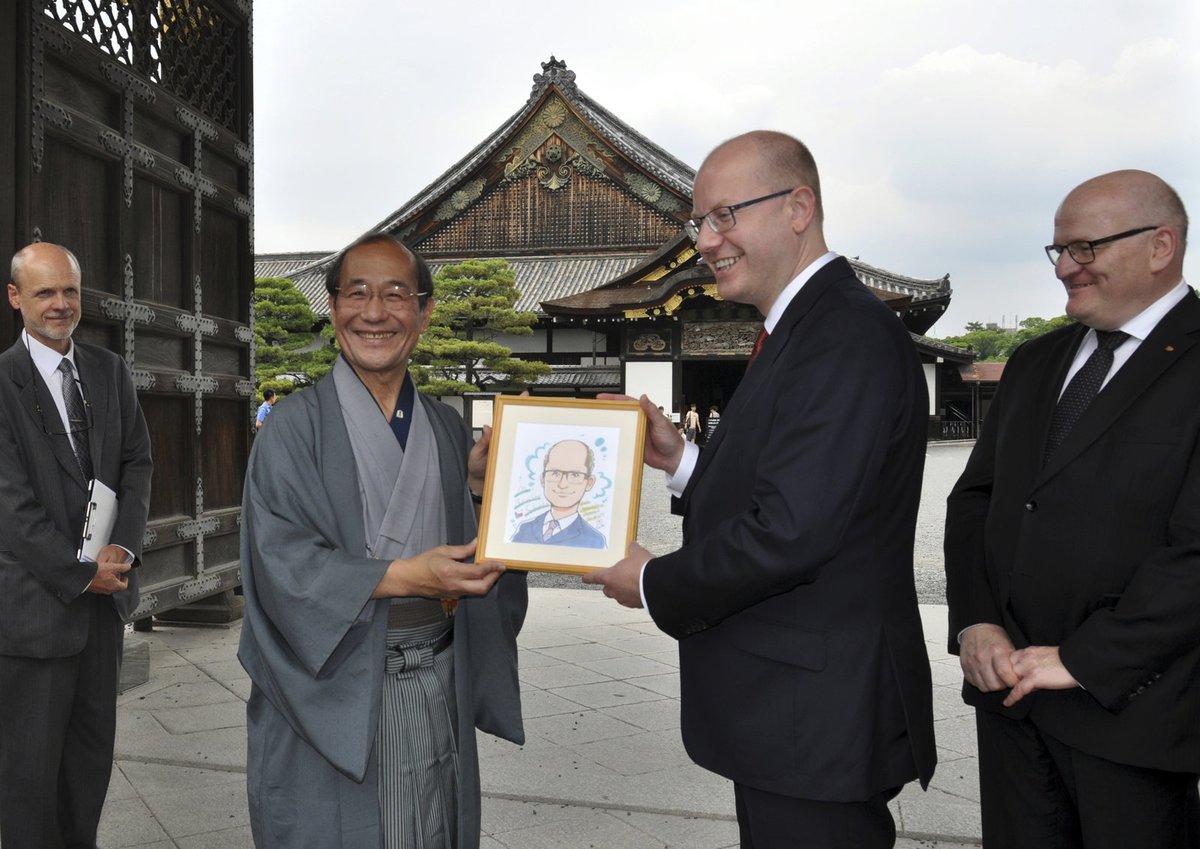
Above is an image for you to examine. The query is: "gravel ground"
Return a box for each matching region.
[529,442,973,605]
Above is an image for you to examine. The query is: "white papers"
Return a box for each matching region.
[78,479,118,562]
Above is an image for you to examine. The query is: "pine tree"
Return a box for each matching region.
[253,277,336,392]
[413,259,550,395]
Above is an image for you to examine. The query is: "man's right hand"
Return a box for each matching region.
[372,540,506,600]
[597,393,684,475]
[87,560,131,595]
[958,623,1019,692]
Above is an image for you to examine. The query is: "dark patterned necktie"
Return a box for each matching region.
[58,357,93,479]
[1043,330,1130,465]
[746,328,768,372]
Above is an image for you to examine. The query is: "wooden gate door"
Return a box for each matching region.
[7,0,254,619]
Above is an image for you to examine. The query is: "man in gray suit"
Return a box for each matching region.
[0,242,153,847]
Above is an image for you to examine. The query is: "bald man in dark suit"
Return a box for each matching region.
[587,131,935,848]
[946,171,1200,848]
[0,242,153,848]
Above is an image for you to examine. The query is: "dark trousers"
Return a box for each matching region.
[0,595,123,849]
[976,707,1200,849]
[734,782,898,849]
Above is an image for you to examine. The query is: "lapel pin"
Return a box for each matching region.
[1165,345,1175,352]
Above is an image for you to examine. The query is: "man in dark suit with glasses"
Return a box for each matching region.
[946,170,1199,847]
[0,241,152,848]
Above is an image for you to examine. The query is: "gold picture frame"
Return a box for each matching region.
[476,396,645,574]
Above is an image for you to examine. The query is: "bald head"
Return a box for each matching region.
[1052,170,1188,330]
[706,131,824,224]
[1059,170,1188,252]
[7,242,84,353]
[11,242,81,290]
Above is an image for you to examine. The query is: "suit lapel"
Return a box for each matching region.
[1027,325,1089,470]
[74,346,108,482]
[1037,293,1200,485]
[684,258,848,495]
[5,343,89,488]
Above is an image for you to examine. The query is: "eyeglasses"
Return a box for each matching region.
[1044,226,1159,265]
[684,188,797,243]
[335,283,429,310]
[543,469,589,484]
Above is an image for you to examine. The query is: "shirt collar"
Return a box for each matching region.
[22,329,77,378]
[762,251,839,333]
[1111,278,1190,342]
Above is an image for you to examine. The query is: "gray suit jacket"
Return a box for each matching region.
[0,337,153,657]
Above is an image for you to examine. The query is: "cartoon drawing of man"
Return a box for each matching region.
[511,439,607,549]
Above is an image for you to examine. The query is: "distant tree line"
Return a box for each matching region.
[938,315,1076,361]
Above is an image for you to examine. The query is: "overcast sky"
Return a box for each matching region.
[253,0,1198,336]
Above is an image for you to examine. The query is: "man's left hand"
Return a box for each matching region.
[467,424,492,497]
[1003,645,1078,706]
[582,541,651,608]
[96,544,133,565]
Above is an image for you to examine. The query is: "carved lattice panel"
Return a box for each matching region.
[41,0,242,131]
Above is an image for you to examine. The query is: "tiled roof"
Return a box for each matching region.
[912,333,975,362]
[368,58,695,236]
[958,361,1007,382]
[531,365,621,388]
[255,252,333,282]
[253,253,647,318]
[850,257,950,304]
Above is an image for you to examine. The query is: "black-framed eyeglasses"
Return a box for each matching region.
[684,188,797,243]
[543,469,589,484]
[334,283,430,310]
[1044,226,1159,265]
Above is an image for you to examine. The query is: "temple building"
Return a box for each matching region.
[257,57,974,435]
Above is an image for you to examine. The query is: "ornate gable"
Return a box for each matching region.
[395,62,691,255]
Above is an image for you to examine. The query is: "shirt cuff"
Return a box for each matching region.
[638,557,652,613]
[666,442,700,496]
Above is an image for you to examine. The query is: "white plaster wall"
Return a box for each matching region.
[549,328,606,352]
[924,363,938,416]
[625,361,675,418]
[494,330,547,353]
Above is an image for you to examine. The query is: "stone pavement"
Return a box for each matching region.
[98,591,980,848]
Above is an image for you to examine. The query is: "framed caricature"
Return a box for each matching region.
[476,396,646,574]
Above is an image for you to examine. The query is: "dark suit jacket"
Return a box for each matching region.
[945,290,1200,774]
[511,510,607,549]
[0,337,153,657]
[643,257,937,802]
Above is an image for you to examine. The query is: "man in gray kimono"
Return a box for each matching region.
[238,233,527,849]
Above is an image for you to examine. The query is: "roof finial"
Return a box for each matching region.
[531,56,577,100]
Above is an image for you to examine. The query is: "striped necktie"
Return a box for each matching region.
[58,357,93,479]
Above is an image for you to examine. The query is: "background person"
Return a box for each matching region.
[945,170,1200,848]
[0,242,153,848]
[254,387,277,430]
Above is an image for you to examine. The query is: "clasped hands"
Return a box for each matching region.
[87,544,133,595]
[958,623,1078,707]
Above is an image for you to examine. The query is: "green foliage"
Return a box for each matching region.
[938,315,1075,361]
[412,259,550,395]
[253,277,337,394]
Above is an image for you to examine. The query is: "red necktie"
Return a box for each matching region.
[747,328,768,371]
